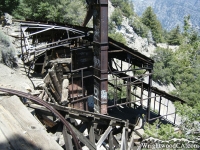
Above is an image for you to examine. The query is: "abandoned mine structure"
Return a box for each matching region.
[0,0,186,149]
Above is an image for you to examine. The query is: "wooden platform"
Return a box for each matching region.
[0,96,63,150]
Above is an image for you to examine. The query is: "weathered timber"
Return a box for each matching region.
[49,83,61,102]
[109,131,114,150]
[48,58,71,65]
[68,121,96,150]
[63,126,73,150]
[38,90,45,99]
[0,129,12,150]
[0,96,63,150]
[55,63,64,85]
[89,123,95,144]
[49,69,62,97]
[41,115,57,128]
[96,126,113,149]
[61,79,69,102]
[42,85,57,103]
[43,92,48,101]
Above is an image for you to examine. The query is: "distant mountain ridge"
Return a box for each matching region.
[131,0,200,31]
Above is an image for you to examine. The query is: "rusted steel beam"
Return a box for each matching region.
[93,0,108,114]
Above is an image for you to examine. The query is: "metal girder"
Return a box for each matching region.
[93,0,108,114]
[20,23,86,62]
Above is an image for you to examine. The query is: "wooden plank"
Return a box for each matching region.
[96,126,113,149]
[49,69,62,97]
[0,96,63,150]
[109,131,114,150]
[128,131,135,150]
[0,105,38,150]
[68,122,96,150]
[0,126,13,150]
[89,123,95,144]
[63,126,73,150]
[120,127,128,150]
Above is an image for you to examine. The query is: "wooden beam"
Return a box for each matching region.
[0,96,62,150]
[96,126,113,149]
[108,131,114,150]
[68,122,96,150]
[120,127,127,150]
[63,126,73,150]
[89,123,95,144]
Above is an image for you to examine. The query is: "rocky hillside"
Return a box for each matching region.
[132,0,200,31]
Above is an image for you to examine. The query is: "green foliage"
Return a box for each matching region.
[110,0,123,7]
[0,30,17,67]
[152,47,174,85]
[129,16,149,38]
[0,0,20,16]
[110,8,123,27]
[183,15,191,36]
[0,30,11,46]
[167,25,182,45]
[120,1,134,18]
[144,119,182,140]
[13,0,86,25]
[109,32,126,45]
[174,102,200,140]
[108,77,127,100]
[152,19,200,106]
[110,0,134,19]
[141,7,164,43]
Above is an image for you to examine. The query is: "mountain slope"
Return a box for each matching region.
[132,0,200,31]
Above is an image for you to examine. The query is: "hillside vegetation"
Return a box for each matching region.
[1,0,199,141]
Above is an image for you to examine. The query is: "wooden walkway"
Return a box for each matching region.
[0,96,63,150]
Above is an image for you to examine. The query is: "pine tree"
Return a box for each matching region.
[0,0,20,16]
[183,15,191,36]
[13,0,86,25]
[167,25,181,45]
[110,8,123,27]
[141,7,163,43]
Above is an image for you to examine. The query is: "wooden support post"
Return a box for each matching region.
[89,123,95,144]
[96,126,112,149]
[120,127,127,150]
[108,131,114,150]
[49,68,62,98]
[43,85,57,103]
[154,93,156,112]
[63,126,73,150]
[127,77,131,105]
[54,63,63,85]
[68,122,96,150]
[158,97,162,115]
[166,99,169,119]
[128,131,135,150]
[49,83,61,102]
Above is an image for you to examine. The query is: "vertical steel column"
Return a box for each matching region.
[147,68,153,122]
[93,0,108,114]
